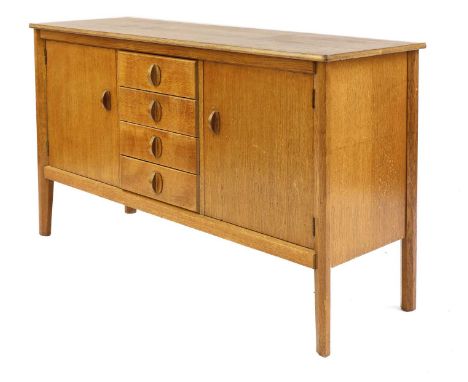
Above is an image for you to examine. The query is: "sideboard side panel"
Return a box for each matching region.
[326,53,407,266]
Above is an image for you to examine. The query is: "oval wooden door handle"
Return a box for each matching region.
[208,110,220,134]
[101,90,111,111]
[149,136,162,158]
[148,99,162,122]
[151,172,163,194]
[148,64,161,86]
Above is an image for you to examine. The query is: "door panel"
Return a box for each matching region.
[46,41,119,185]
[204,63,314,248]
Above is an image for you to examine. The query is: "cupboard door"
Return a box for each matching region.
[204,63,314,248]
[46,41,119,185]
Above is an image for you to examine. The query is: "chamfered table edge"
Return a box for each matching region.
[29,22,426,62]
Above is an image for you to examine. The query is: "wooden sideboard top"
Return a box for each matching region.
[30,17,425,62]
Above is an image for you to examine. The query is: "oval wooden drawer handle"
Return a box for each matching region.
[149,99,162,122]
[151,172,163,194]
[101,90,111,111]
[148,64,161,86]
[208,110,220,134]
[149,136,162,158]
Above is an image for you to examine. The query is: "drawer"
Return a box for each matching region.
[120,122,198,174]
[120,156,198,212]
[119,87,197,137]
[118,51,196,98]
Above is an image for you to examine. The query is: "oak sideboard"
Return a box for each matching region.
[30,18,425,356]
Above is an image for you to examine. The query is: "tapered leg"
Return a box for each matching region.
[315,264,330,357]
[313,61,331,356]
[39,178,54,236]
[34,30,53,236]
[402,51,419,311]
[125,206,137,214]
[401,238,416,311]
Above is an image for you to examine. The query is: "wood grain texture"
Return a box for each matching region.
[46,41,119,186]
[34,30,54,236]
[313,62,331,357]
[402,51,419,312]
[120,122,198,174]
[44,166,315,267]
[30,17,425,62]
[326,53,408,266]
[203,62,314,248]
[120,156,198,211]
[197,61,205,215]
[40,31,315,74]
[31,19,425,358]
[118,51,196,98]
[119,87,196,136]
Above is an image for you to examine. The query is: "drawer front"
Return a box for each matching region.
[118,51,196,98]
[120,156,198,211]
[119,87,197,136]
[120,122,198,174]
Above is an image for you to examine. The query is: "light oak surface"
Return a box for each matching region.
[30,17,425,62]
[44,166,315,267]
[40,30,316,74]
[197,61,205,215]
[313,62,331,357]
[118,51,196,98]
[325,53,407,266]
[34,31,54,236]
[120,122,198,174]
[120,156,198,212]
[119,87,197,136]
[203,63,314,248]
[32,19,424,357]
[46,41,119,186]
[402,51,419,312]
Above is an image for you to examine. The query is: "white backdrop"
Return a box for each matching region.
[1,1,467,381]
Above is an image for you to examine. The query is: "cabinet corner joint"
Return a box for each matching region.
[311,62,317,75]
